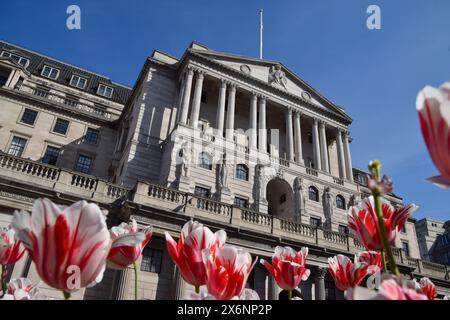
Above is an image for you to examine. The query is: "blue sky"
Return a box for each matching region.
[1,1,449,221]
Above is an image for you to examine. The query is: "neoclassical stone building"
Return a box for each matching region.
[0,40,448,300]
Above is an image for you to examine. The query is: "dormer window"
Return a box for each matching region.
[1,51,29,67]
[41,65,60,80]
[97,84,114,98]
[70,75,87,89]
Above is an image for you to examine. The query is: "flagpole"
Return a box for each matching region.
[259,9,263,59]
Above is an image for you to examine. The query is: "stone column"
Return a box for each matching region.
[343,131,354,181]
[268,276,279,300]
[315,267,327,300]
[319,121,330,173]
[336,129,347,179]
[176,75,186,123]
[312,118,322,171]
[294,111,303,164]
[285,108,294,161]
[249,92,258,149]
[225,84,236,140]
[215,79,227,136]
[258,96,267,152]
[172,267,186,300]
[179,68,194,124]
[189,70,205,129]
[110,268,131,300]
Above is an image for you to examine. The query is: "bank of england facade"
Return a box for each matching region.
[0,40,448,300]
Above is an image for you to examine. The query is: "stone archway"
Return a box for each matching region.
[266,178,294,219]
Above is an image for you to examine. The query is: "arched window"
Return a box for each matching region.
[336,195,346,210]
[198,152,212,170]
[235,164,249,181]
[308,186,319,202]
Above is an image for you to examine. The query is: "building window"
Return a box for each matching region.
[97,84,114,98]
[401,225,407,234]
[336,195,346,210]
[75,154,93,174]
[235,164,249,181]
[7,136,27,157]
[309,186,319,202]
[325,280,336,300]
[356,174,368,186]
[402,241,410,257]
[140,248,162,273]
[85,128,100,144]
[1,51,29,67]
[339,225,349,235]
[234,197,248,209]
[20,108,38,126]
[310,217,321,228]
[42,146,60,166]
[52,118,70,135]
[69,75,87,89]
[198,152,212,170]
[41,65,60,80]
[194,186,210,199]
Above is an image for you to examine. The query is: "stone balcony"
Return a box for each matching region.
[0,152,448,282]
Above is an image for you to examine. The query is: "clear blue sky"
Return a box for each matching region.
[1,1,449,221]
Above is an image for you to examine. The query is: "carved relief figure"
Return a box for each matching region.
[268,65,288,90]
[293,177,307,220]
[323,187,334,220]
[218,154,229,190]
[180,142,191,177]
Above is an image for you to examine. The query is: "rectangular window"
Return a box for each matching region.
[41,65,60,80]
[52,118,69,135]
[20,108,38,126]
[402,241,410,257]
[140,248,162,273]
[69,75,87,89]
[325,280,336,300]
[8,136,27,157]
[234,197,248,209]
[97,84,114,98]
[1,51,29,67]
[310,217,321,228]
[338,225,349,235]
[75,154,93,174]
[42,146,60,166]
[85,128,100,144]
[401,225,407,234]
[194,186,210,198]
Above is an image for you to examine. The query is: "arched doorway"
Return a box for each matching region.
[266,178,294,219]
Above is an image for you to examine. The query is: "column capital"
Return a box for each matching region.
[313,117,319,125]
[219,78,228,87]
[196,70,205,79]
[186,66,195,75]
[286,106,293,114]
[229,82,237,90]
[259,94,267,101]
[316,266,328,278]
[251,90,259,97]
[294,109,302,118]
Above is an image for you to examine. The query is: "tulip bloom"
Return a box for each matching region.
[328,254,368,291]
[107,219,152,269]
[11,198,111,296]
[3,278,44,300]
[416,82,450,187]
[165,220,226,289]
[348,196,417,251]
[355,251,382,274]
[261,246,310,292]
[203,245,254,300]
[418,277,437,300]
[0,226,25,265]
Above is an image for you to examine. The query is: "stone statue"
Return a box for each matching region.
[218,154,229,190]
[294,177,307,221]
[323,187,334,219]
[180,142,191,177]
[268,65,288,90]
[254,164,265,201]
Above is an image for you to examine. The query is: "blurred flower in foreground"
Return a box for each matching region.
[328,254,368,291]
[12,198,111,297]
[2,278,46,300]
[355,251,382,274]
[0,226,25,265]
[416,81,450,188]
[348,196,417,251]
[417,277,437,300]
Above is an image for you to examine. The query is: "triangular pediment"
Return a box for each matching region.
[189,48,351,122]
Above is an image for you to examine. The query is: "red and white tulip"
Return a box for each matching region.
[0,226,25,265]
[11,198,111,294]
[348,196,417,251]
[3,278,44,300]
[416,82,450,187]
[203,245,255,300]
[261,246,310,291]
[107,219,152,269]
[165,220,226,287]
[355,251,382,274]
[417,277,437,300]
[328,254,368,291]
